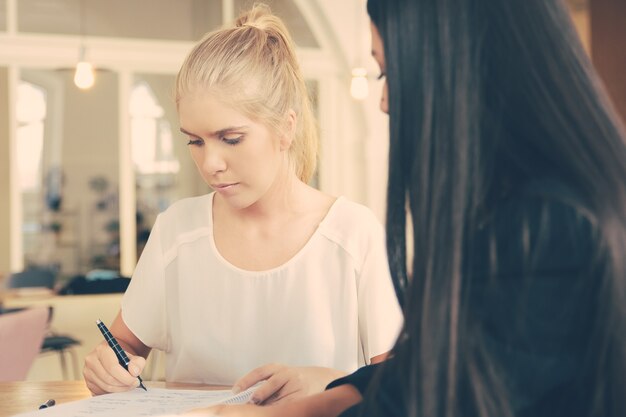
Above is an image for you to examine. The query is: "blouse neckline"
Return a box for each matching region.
[207,192,343,275]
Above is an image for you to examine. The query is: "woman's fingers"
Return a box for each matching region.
[232,363,281,393]
[234,364,319,405]
[95,342,141,385]
[249,369,292,404]
[83,365,136,394]
[83,341,142,394]
[127,355,147,377]
[233,363,298,405]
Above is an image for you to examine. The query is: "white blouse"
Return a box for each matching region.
[121,193,403,384]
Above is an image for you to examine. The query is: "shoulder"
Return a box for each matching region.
[498,179,596,239]
[157,193,212,224]
[152,193,213,240]
[160,193,212,216]
[328,197,382,225]
[320,197,385,240]
[317,197,386,266]
[466,182,607,412]
[479,179,599,276]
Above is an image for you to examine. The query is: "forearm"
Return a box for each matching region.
[115,339,150,359]
[304,367,348,394]
[109,311,151,358]
[278,385,362,417]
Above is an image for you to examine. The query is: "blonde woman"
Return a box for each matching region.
[83,4,402,405]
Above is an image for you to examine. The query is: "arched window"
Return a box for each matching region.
[16,81,47,192]
[129,82,179,176]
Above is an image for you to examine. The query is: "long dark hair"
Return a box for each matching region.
[367,0,626,416]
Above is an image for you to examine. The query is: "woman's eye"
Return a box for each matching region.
[186,138,204,146]
[223,136,242,146]
[377,72,386,81]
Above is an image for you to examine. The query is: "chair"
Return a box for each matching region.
[0,307,49,381]
[5,268,82,379]
[39,305,81,380]
[0,306,81,380]
[40,334,81,380]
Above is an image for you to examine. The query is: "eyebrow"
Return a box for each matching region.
[179,126,249,138]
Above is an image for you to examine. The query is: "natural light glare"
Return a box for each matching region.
[130,82,179,175]
[16,82,47,191]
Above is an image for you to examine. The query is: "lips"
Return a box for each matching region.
[212,183,238,189]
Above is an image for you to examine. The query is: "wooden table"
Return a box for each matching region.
[0,381,224,417]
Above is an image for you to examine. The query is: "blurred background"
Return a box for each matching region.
[0,0,624,382]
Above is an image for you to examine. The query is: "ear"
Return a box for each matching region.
[279,109,297,151]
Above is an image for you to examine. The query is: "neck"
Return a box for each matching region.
[215,166,308,224]
[248,173,302,218]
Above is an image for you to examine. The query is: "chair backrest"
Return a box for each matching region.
[0,307,49,381]
[6,267,56,289]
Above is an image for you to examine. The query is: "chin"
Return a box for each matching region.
[217,193,256,211]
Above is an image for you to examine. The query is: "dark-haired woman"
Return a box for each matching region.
[195,0,626,416]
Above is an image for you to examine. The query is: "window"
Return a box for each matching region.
[130,82,179,177]
[16,81,46,192]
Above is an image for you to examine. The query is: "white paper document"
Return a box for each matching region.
[15,386,257,417]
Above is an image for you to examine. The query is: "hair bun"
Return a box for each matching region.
[235,3,273,30]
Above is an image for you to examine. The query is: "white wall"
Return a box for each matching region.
[314,0,390,223]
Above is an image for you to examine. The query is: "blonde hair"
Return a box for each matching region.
[175,3,318,183]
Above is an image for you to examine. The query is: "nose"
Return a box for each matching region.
[201,144,227,176]
[379,81,389,114]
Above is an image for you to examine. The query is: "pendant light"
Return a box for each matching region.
[74,0,95,90]
[350,67,369,100]
[349,4,369,101]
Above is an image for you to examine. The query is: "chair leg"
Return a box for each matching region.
[68,348,80,380]
[58,349,68,380]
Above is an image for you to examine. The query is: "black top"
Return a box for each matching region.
[329,182,602,417]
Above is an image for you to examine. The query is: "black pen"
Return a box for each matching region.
[39,399,55,409]
[96,319,147,391]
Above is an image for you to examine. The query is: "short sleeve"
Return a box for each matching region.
[357,215,403,362]
[327,362,381,393]
[328,361,405,417]
[121,215,168,351]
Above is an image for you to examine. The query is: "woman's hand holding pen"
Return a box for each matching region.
[232,364,346,405]
[83,340,147,395]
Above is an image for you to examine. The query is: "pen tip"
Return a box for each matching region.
[96,319,102,324]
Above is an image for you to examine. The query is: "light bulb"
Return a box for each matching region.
[350,67,369,100]
[74,61,95,89]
